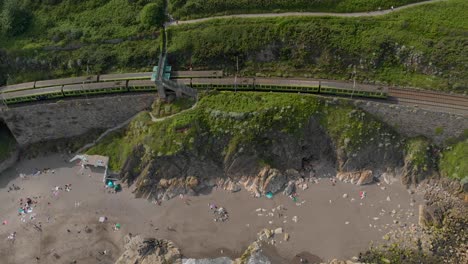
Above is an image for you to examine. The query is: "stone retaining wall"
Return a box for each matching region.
[0,94,156,146]
[355,100,467,144]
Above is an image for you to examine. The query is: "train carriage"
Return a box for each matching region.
[188,77,253,90]
[171,70,223,79]
[99,72,152,82]
[320,81,387,99]
[35,75,98,88]
[1,86,63,104]
[254,78,320,93]
[63,81,127,97]
[0,82,36,93]
[127,80,158,92]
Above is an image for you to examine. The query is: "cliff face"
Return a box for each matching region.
[89,92,404,200]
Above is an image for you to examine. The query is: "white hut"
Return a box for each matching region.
[70,154,109,182]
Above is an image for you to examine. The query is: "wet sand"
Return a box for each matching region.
[0,154,421,263]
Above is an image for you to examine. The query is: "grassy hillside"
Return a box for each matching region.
[169,0,424,19]
[0,0,164,84]
[168,0,467,92]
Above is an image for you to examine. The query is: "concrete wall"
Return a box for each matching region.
[355,100,468,144]
[0,94,156,146]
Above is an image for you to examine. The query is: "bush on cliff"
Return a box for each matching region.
[439,139,468,180]
[401,137,436,186]
[140,1,166,28]
[0,0,32,36]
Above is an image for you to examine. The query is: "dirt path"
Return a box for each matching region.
[166,0,442,26]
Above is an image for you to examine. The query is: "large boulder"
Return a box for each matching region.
[221,179,241,193]
[357,170,374,185]
[260,167,287,194]
[283,181,296,196]
[336,170,374,185]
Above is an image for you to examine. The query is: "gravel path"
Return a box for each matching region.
[166,0,442,26]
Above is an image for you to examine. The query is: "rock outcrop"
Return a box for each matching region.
[115,235,181,264]
[183,257,233,264]
[336,170,374,185]
[110,96,406,201]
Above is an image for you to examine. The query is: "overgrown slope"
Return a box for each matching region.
[88,92,402,199]
[0,0,164,84]
[168,0,467,92]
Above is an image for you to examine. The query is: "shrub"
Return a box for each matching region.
[0,0,32,36]
[439,139,468,180]
[140,1,165,27]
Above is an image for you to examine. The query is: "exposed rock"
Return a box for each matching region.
[257,229,273,241]
[336,170,374,185]
[382,169,399,185]
[260,167,287,194]
[283,181,296,196]
[183,257,233,264]
[221,179,241,193]
[419,204,445,228]
[273,227,283,234]
[246,251,271,264]
[185,176,199,189]
[283,233,289,241]
[163,180,186,200]
[356,170,373,185]
[284,169,300,179]
[115,235,181,264]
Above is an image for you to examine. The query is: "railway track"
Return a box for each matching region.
[1,74,466,116]
[389,88,468,106]
[388,88,468,115]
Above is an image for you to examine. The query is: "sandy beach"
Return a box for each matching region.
[0,154,421,264]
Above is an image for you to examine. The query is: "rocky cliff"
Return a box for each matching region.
[89,92,405,200]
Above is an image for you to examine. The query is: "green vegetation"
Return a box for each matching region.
[151,97,195,118]
[0,124,15,161]
[0,0,164,85]
[169,0,423,19]
[140,1,166,27]
[168,0,467,92]
[0,0,32,36]
[360,243,441,264]
[405,137,433,173]
[88,92,396,171]
[439,139,468,180]
[434,127,444,136]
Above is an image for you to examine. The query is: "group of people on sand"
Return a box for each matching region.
[18,197,36,215]
[209,203,229,222]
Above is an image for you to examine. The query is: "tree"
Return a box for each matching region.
[139,1,165,27]
[0,0,32,36]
